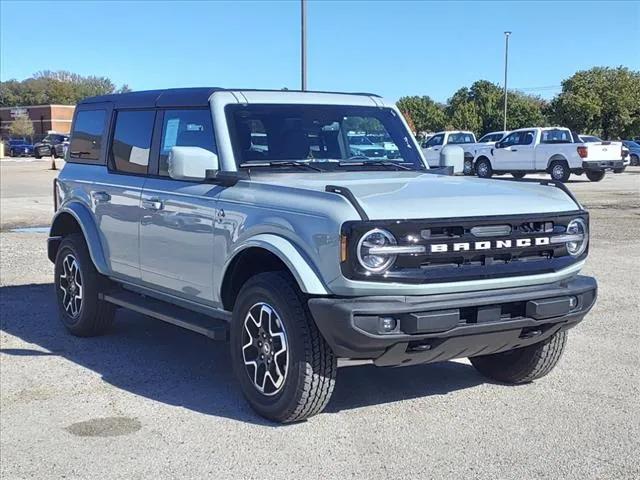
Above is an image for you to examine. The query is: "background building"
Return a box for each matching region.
[0,104,75,138]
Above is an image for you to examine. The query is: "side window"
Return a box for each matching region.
[159,109,216,176]
[425,134,444,148]
[110,110,155,174]
[520,131,535,145]
[501,132,520,147]
[68,109,106,162]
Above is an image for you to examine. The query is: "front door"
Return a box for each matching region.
[421,133,444,167]
[138,108,220,305]
[493,131,534,170]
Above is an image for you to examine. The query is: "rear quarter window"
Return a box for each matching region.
[68,109,107,163]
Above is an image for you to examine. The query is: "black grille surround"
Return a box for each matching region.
[341,210,589,284]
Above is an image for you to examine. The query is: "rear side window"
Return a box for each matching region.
[541,129,572,144]
[110,110,155,174]
[69,109,106,162]
[159,109,216,176]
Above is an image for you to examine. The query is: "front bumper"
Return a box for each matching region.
[582,160,624,171]
[308,275,597,367]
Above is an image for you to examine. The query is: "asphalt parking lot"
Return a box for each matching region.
[1,160,639,479]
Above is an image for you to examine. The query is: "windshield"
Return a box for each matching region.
[448,132,476,144]
[226,104,424,171]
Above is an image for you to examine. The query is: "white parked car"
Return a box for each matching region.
[474,127,625,182]
[421,131,477,171]
[463,131,509,175]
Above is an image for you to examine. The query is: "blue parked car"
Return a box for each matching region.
[622,140,640,166]
[6,138,34,157]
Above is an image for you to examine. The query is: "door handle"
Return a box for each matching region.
[142,198,164,211]
[511,149,518,152]
[92,191,111,203]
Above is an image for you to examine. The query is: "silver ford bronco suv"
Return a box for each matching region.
[49,88,597,423]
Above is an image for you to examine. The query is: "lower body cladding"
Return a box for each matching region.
[308,275,596,367]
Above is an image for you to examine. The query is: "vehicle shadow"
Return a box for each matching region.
[0,283,486,425]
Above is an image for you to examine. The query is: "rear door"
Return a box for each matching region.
[98,108,156,280]
[139,108,219,305]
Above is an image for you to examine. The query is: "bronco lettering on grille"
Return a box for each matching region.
[428,237,550,253]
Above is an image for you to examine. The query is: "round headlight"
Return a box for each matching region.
[357,229,397,273]
[566,218,588,256]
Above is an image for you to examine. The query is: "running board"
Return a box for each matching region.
[100,291,229,341]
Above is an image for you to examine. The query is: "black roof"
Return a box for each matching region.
[79,88,380,109]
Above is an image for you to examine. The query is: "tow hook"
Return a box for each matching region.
[519,329,543,339]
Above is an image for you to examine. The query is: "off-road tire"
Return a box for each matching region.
[230,271,337,423]
[476,158,493,178]
[511,172,526,179]
[586,170,605,182]
[549,160,571,182]
[54,233,115,336]
[470,330,567,384]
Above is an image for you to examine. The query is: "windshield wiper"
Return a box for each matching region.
[239,161,322,172]
[338,159,413,171]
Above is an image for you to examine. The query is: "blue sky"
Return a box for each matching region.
[1,1,638,102]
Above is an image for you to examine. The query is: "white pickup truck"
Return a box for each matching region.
[473,127,625,182]
[421,131,477,173]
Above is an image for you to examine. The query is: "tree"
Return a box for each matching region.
[0,71,131,107]
[396,96,447,134]
[548,67,640,139]
[8,114,34,139]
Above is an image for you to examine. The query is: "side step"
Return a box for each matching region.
[101,290,229,341]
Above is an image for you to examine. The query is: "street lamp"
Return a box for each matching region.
[301,0,307,91]
[503,31,511,131]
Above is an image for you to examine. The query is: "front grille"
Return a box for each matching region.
[342,211,588,284]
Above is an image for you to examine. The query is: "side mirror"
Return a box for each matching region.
[168,146,219,181]
[495,141,503,149]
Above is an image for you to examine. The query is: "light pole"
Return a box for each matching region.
[503,31,511,131]
[301,0,307,91]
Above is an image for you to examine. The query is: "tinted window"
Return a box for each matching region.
[110,110,155,174]
[540,129,572,144]
[425,134,444,147]
[448,133,475,144]
[69,109,106,162]
[159,109,216,176]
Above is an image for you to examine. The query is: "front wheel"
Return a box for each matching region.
[470,330,567,384]
[230,271,337,423]
[475,158,493,178]
[631,154,639,166]
[586,170,605,182]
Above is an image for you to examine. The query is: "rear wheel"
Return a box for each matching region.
[511,172,526,179]
[230,271,337,423]
[613,167,625,174]
[586,170,605,182]
[475,158,493,178]
[470,330,567,384]
[631,154,639,166]
[34,150,42,159]
[549,160,571,182]
[54,234,115,336]
[463,159,473,175]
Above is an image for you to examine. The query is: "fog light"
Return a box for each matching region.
[569,296,578,309]
[380,317,398,333]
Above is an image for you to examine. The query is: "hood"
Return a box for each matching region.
[251,171,580,220]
